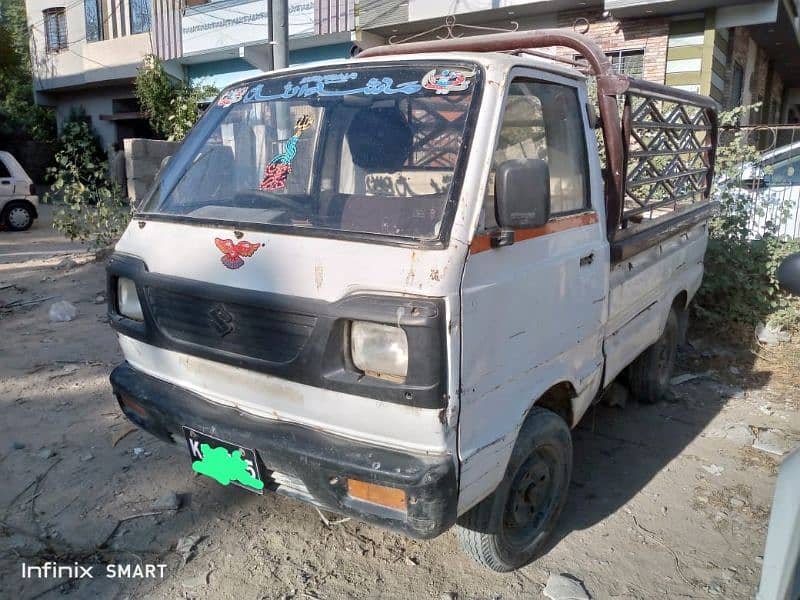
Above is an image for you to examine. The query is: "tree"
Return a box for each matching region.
[44,111,131,248]
[135,54,217,141]
[0,0,56,142]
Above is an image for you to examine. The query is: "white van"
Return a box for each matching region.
[0,151,39,231]
[107,30,718,571]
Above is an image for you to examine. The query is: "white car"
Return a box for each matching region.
[0,150,39,231]
[737,141,800,239]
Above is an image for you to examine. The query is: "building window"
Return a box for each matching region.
[730,62,744,109]
[575,49,645,79]
[130,0,151,34]
[43,8,68,52]
[84,0,103,41]
[608,49,645,79]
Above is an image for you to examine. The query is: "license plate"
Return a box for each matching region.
[182,427,264,495]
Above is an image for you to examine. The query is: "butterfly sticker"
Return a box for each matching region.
[217,86,249,108]
[421,68,474,95]
[214,238,261,269]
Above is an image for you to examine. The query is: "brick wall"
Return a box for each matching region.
[556,10,669,83]
[769,71,784,122]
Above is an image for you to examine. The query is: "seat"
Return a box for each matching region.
[339,193,446,237]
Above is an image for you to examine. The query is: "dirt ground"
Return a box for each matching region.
[1,206,798,600]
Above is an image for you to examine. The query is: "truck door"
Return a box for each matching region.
[458,73,610,510]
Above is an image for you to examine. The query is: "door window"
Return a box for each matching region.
[482,79,589,229]
[0,160,10,179]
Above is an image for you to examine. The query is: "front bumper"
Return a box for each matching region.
[110,363,458,539]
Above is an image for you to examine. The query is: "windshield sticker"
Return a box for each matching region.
[243,72,422,103]
[217,86,248,108]
[259,115,313,191]
[421,68,474,95]
[214,237,262,269]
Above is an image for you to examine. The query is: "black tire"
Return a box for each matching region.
[627,307,679,404]
[3,202,34,231]
[456,407,572,572]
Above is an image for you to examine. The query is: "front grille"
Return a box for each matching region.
[145,287,317,364]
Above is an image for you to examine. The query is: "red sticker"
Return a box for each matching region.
[214,238,261,270]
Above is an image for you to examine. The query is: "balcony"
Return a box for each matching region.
[152,0,355,63]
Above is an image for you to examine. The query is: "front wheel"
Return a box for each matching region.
[456,407,572,572]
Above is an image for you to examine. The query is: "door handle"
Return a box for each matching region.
[579,252,594,267]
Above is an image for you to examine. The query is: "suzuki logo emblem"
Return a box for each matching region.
[209,305,234,337]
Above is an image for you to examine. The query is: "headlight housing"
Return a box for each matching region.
[350,321,408,381]
[117,277,144,321]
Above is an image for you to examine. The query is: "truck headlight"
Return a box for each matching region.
[350,321,408,380]
[117,277,144,321]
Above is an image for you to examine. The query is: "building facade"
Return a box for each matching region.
[26,0,157,146]
[26,0,800,149]
[25,0,363,148]
[360,0,800,124]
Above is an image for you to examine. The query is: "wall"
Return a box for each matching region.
[123,138,180,203]
[26,0,153,90]
[708,25,728,103]
[721,26,773,123]
[314,0,354,35]
[186,44,353,90]
[43,85,137,149]
[664,18,704,93]
[0,141,56,185]
[557,9,669,83]
[187,59,263,90]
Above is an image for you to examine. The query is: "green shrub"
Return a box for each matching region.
[135,54,216,141]
[693,105,800,330]
[43,115,131,249]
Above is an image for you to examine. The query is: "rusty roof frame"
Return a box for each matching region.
[358,29,719,238]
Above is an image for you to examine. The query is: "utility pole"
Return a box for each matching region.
[270,0,289,70]
[270,0,291,139]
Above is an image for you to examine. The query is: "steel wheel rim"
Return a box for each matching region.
[8,207,30,229]
[501,446,563,551]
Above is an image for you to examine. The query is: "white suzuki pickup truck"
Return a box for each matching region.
[107,30,718,571]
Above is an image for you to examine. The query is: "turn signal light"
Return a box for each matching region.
[347,479,406,512]
[119,394,147,418]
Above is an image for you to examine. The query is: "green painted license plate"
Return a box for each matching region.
[183,427,264,494]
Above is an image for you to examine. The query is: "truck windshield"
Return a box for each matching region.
[141,63,480,241]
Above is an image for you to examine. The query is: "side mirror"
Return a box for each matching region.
[777,252,800,295]
[495,158,551,233]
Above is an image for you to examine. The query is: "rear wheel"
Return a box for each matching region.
[4,202,34,231]
[627,307,679,404]
[456,407,572,572]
